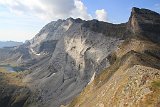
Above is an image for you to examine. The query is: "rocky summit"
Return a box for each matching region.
[0,7,160,107]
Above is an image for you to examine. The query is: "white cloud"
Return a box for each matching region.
[71,0,92,20]
[0,0,109,41]
[0,0,92,21]
[95,9,107,21]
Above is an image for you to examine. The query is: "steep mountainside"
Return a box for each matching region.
[24,18,127,107]
[64,7,160,107]
[66,39,160,107]
[0,7,159,107]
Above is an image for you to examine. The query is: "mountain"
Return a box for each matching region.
[0,41,23,48]
[65,7,160,107]
[0,7,159,107]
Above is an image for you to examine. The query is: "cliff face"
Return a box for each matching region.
[24,18,127,107]
[0,7,160,107]
[128,7,160,43]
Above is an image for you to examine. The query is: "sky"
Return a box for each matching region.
[0,0,159,42]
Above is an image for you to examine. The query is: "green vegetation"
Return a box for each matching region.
[152,80,160,89]
[0,66,31,107]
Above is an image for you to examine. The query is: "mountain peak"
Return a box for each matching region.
[66,17,83,23]
[128,7,160,42]
[132,7,160,15]
[131,7,139,13]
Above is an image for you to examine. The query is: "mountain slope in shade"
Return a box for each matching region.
[0,7,159,107]
[0,41,23,48]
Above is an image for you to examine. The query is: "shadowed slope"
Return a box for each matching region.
[0,68,31,107]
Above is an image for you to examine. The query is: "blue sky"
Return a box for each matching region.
[0,0,159,42]
[82,0,160,23]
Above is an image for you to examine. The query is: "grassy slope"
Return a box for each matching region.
[64,38,160,107]
[0,68,30,107]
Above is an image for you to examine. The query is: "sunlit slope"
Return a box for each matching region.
[66,38,160,107]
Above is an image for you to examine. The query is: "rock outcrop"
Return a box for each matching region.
[128,7,160,43]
